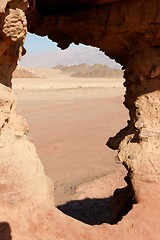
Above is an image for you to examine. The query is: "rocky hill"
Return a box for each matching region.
[53,64,123,78]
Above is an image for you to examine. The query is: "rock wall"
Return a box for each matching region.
[0,0,51,215]
[28,0,160,201]
[0,0,160,239]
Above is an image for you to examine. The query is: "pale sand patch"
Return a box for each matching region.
[12,68,124,91]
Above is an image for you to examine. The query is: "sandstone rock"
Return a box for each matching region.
[0,0,160,239]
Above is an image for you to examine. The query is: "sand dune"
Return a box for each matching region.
[13,66,41,78]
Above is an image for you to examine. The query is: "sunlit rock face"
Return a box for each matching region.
[0,1,53,238]
[0,0,160,239]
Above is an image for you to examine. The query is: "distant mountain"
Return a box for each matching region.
[19,44,121,69]
[53,64,123,78]
[53,63,90,75]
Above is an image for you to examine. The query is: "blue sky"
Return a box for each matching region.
[24,33,76,53]
[24,33,58,53]
[22,33,121,68]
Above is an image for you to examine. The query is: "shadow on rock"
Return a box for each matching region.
[0,222,12,240]
[57,186,135,225]
[57,197,115,225]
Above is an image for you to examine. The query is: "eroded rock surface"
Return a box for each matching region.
[0,0,160,239]
[28,0,160,202]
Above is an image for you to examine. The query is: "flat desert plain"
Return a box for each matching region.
[12,68,128,217]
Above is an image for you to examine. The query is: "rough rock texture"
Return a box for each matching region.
[1,0,160,239]
[28,0,160,200]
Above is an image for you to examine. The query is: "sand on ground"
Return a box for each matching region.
[12,68,128,207]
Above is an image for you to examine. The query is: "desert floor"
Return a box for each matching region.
[12,69,128,221]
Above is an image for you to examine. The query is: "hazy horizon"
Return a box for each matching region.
[19,33,121,69]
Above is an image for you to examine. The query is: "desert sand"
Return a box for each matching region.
[12,67,128,213]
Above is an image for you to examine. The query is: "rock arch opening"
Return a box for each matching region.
[14,32,135,225]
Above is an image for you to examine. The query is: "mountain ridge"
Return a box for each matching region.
[19,45,121,69]
[53,64,123,78]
